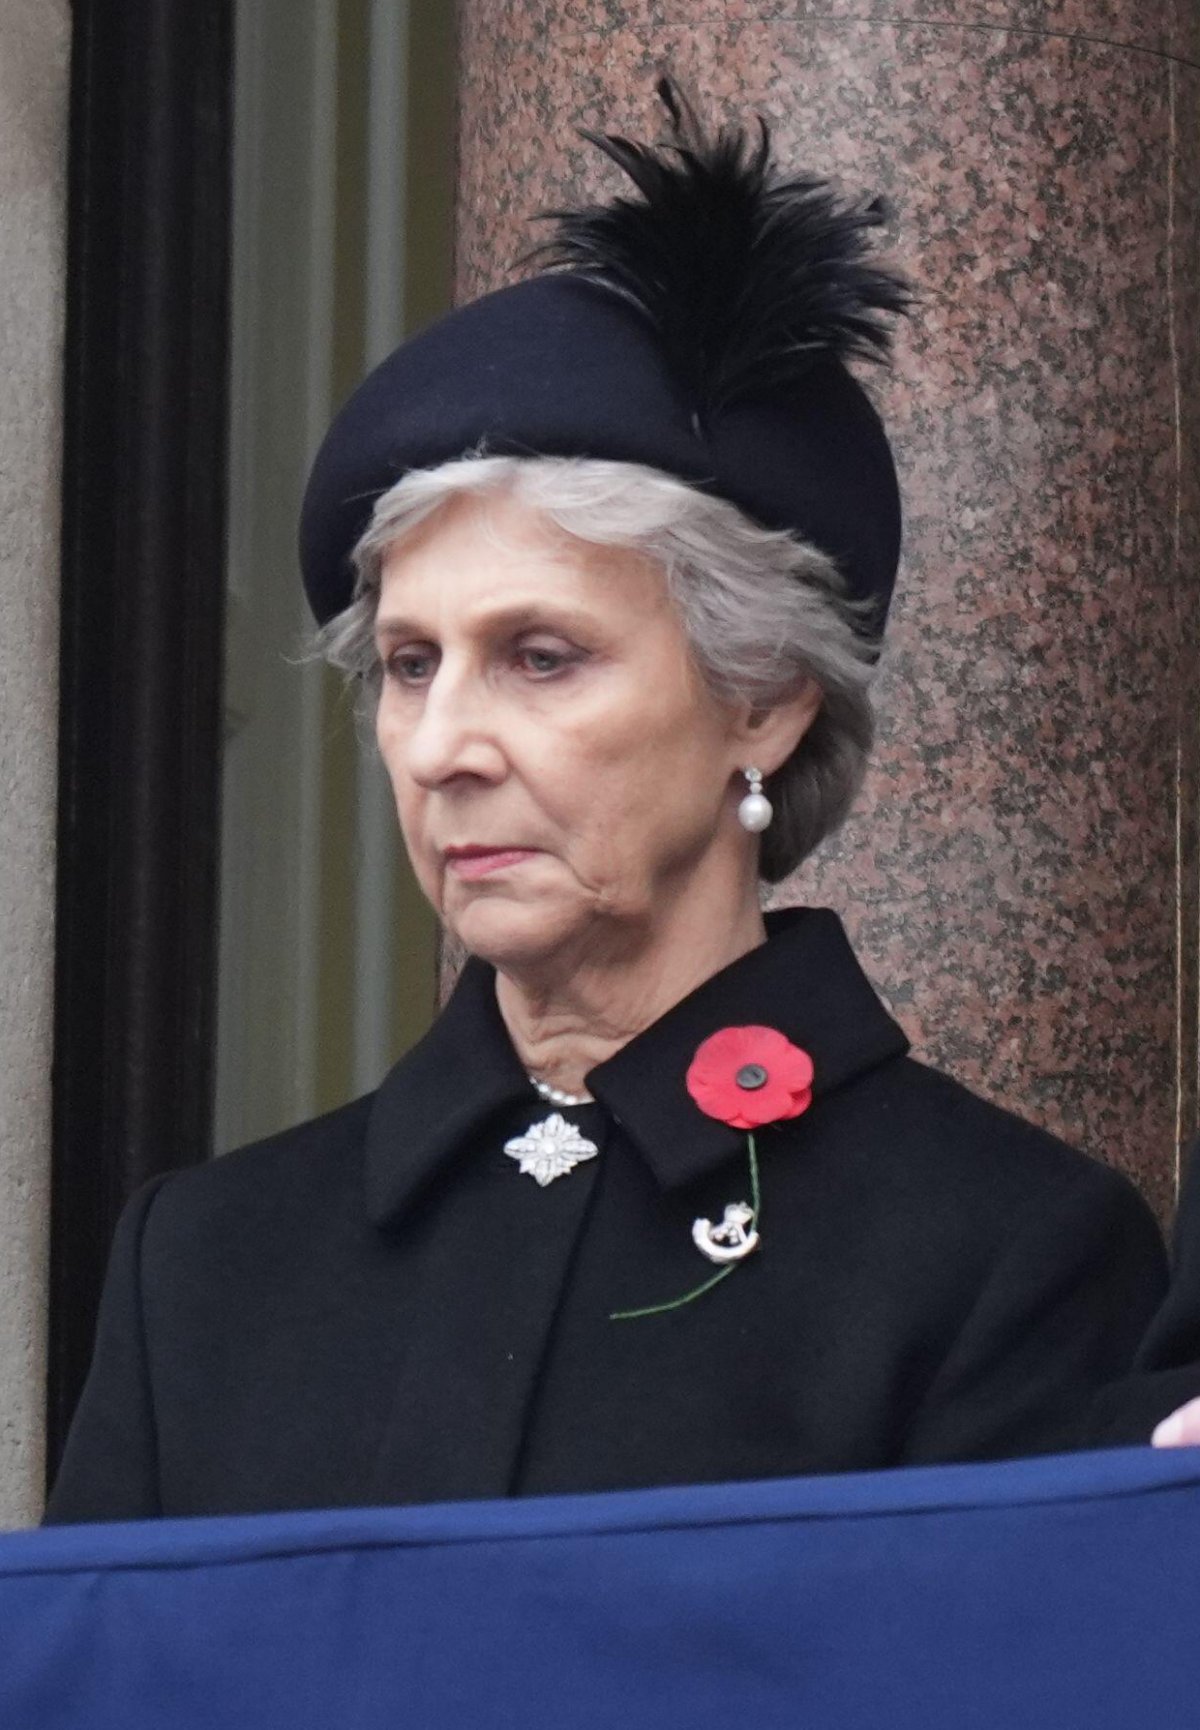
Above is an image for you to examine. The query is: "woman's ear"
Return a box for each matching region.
[731,680,824,778]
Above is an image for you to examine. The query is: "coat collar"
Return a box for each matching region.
[364,907,909,1228]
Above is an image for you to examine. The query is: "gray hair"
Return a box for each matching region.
[313,455,879,881]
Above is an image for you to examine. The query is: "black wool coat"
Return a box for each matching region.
[1089,1134,1200,1443]
[46,909,1184,1525]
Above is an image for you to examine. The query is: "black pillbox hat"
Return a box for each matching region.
[299,82,909,631]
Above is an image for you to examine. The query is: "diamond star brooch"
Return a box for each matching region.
[504,1112,599,1187]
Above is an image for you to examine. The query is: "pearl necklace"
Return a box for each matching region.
[527,1072,593,1108]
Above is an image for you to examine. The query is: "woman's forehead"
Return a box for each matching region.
[376,489,669,622]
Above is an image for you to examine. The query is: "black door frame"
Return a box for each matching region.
[48,0,234,1485]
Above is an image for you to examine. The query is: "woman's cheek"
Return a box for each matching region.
[393,801,440,904]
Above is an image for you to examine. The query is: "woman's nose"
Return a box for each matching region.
[401,667,506,788]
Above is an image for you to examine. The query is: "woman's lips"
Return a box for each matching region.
[444,849,538,881]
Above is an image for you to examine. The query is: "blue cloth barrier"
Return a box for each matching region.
[3,1447,1199,1729]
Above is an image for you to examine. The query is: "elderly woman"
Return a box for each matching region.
[46,87,1196,1524]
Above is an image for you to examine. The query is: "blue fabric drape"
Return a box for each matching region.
[4,1447,1199,1729]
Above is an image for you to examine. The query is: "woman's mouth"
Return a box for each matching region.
[444,848,538,881]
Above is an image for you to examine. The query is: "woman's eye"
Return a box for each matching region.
[383,647,437,684]
[517,644,579,677]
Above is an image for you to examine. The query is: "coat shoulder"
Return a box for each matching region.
[821,1051,1157,1238]
[143,1092,376,1253]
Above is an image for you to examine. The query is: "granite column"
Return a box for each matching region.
[454,1,1200,1218]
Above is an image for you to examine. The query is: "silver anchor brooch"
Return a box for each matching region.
[504,1113,599,1186]
[692,1201,760,1265]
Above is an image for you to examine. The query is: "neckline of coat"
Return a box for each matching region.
[363,906,910,1229]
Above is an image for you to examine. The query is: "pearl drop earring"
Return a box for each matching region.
[737,766,773,833]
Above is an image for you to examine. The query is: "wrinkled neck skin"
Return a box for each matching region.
[493,858,768,1098]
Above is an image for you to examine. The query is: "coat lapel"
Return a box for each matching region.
[588,907,909,1190]
[363,954,530,1228]
[367,1107,603,1505]
[363,969,604,1502]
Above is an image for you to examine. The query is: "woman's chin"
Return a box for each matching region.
[445,897,579,971]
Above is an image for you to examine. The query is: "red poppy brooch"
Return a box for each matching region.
[686,1025,814,1129]
[611,1026,815,1321]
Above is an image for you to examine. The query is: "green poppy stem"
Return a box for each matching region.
[609,1133,761,1322]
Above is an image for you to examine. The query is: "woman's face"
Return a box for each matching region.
[373,487,757,971]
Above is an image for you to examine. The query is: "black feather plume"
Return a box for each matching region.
[531,78,911,425]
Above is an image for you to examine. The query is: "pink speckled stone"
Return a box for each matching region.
[455,3,1199,1219]
[1172,58,1200,1177]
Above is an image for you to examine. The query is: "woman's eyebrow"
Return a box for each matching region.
[373,601,595,639]
[373,613,425,641]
